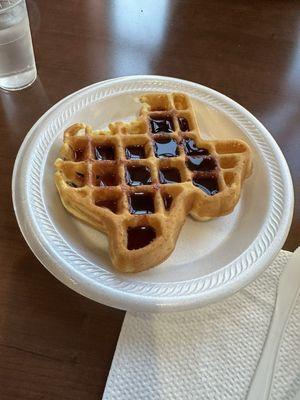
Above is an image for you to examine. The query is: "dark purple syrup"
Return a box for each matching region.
[125,145,146,160]
[162,193,173,210]
[125,165,152,186]
[178,117,190,132]
[159,168,181,184]
[154,137,179,158]
[127,226,156,250]
[183,139,209,156]
[149,116,174,133]
[192,176,219,195]
[186,156,217,171]
[95,145,115,160]
[129,192,154,215]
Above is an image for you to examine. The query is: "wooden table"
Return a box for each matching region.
[1,1,299,399]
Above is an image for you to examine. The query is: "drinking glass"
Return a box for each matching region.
[0,0,37,91]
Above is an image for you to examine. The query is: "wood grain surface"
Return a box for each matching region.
[0,1,299,399]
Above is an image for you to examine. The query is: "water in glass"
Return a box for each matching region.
[0,0,37,90]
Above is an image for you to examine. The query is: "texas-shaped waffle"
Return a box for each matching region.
[54,93,252,272]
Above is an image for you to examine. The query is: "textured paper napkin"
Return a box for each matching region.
[103,250,300,400]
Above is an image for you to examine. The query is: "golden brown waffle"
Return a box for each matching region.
[54,93,252,273]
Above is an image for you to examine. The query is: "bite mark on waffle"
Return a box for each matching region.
[54,93,253,272]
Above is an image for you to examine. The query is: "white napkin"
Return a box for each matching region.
[103,250,300,400]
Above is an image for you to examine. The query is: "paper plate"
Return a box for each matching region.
[12,75,294,312]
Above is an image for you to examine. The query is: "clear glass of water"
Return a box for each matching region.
[0,0,37,91]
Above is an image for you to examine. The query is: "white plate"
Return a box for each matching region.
[12,75,294,312]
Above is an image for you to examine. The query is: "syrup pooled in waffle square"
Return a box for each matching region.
[54,93,252,272]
